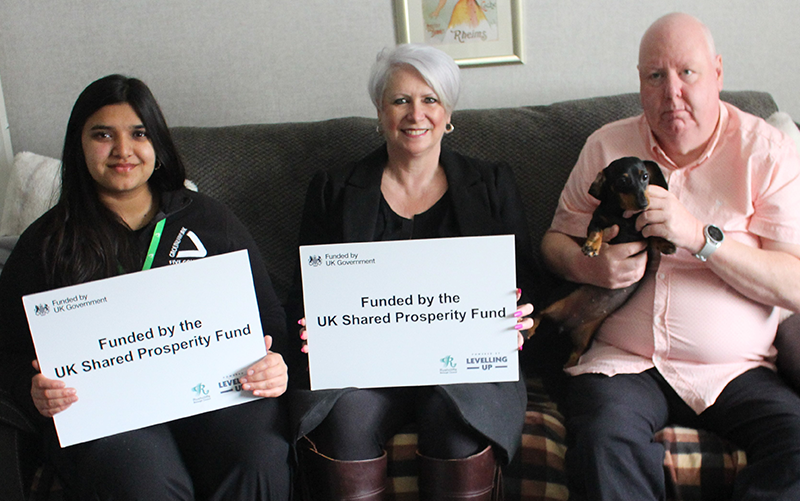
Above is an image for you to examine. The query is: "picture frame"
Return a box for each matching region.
[394,0,523,67]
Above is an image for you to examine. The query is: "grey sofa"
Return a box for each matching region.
[1,90,795,500]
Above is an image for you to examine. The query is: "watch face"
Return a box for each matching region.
[708,226,723,242]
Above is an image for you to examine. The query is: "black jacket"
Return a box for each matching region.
[0,188,287,423]
[286,146,535,463]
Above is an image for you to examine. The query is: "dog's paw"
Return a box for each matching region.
[582,231,602,257]
[651,237,676,255]
[582,242,600,257]
[527,316,542,338]
[581,231,603,257]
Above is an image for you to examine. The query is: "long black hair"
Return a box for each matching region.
[42,74,186,286]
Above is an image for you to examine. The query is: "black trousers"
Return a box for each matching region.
[309,386,487,461]
[566,367,800,501]
[49,397,291,501]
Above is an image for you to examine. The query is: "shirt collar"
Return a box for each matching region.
[644,101,727,170]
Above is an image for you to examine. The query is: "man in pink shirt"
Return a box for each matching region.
[542,12,800,500]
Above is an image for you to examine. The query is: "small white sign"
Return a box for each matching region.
[23,250,267,447]
[300,235,519,390]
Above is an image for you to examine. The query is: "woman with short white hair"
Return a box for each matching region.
[288,43,537,500]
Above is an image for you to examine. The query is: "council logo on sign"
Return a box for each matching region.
[191,382,211,403]
[439,355,457,375]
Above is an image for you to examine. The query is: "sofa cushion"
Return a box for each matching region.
[767,111,800,152]
[171,117,385,302]
[0,152,60,238]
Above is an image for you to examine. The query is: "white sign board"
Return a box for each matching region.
[300,235,519,390]
[23,250,267,447]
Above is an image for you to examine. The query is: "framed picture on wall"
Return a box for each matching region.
[394,0,523,67]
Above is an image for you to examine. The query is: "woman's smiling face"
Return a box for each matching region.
[81,102,156,201]
[378,65,451,160]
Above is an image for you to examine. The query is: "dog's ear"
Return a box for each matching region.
[644,160,668,190]
[588,171,606,200]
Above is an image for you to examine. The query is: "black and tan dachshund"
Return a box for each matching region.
[531,157,676,368]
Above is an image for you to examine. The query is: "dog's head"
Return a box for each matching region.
[588,157,667,211]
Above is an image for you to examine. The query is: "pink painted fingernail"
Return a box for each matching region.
[301,345,308,354]
[297,319,303,325]
[515,323,524,330]
[514,310,523,318]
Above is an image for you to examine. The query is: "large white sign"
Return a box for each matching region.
[300,235,519,390]
[23,250,267,447]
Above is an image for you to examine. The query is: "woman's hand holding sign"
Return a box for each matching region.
[240,335,288,397]
[31,359,78,417]
[515,288,534,350]
[298,317,309,354]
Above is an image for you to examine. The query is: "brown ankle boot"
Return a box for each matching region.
[417,445,502,501]
[300,443,387,501]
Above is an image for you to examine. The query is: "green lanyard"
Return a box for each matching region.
[142,218,166,271]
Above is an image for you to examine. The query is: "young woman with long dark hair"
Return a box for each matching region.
[0,74,291,500]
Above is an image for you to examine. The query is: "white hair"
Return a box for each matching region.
[368,44,461,113]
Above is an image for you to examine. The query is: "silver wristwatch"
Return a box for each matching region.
[694,224,724,262]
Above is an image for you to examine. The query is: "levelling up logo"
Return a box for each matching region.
[466,354,508,371]
[218,371,245,393]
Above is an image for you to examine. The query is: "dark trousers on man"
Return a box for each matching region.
[566,367,800,501]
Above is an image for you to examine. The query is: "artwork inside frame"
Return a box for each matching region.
[394,0,523,67]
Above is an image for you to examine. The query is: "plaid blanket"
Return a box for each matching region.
[384,377,747,501]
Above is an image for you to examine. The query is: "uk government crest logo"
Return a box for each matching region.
[34,304,50,317]
[308,255,322,267]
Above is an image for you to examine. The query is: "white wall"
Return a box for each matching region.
[0,0,798,167]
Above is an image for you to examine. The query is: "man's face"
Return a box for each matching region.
[638,19,723,163]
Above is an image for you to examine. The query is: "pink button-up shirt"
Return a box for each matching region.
[550,102,800,413]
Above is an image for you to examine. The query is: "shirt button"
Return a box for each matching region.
[658,273,666,279]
